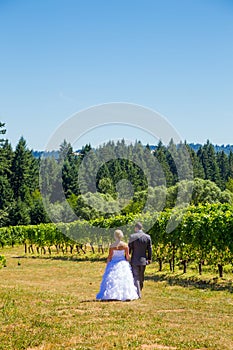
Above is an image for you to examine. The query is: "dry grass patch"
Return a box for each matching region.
[0,246,233,350]
[141,345,177,349]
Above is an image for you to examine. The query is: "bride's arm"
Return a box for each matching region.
[107,248,113,263]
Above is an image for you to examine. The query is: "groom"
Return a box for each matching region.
[128,222,152,298]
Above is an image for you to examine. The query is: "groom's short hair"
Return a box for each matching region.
[135,222,142,230]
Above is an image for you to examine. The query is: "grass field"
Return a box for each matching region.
[0,246,233,350]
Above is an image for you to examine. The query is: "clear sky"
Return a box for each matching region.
[0,0,233,150]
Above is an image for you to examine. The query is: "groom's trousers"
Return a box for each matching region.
[131,265,146,297]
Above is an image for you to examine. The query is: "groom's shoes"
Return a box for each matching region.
[137,281,142,299]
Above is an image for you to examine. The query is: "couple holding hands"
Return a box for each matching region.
[96,222,152,301]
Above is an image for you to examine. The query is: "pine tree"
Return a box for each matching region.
[0,122,6,145]
[39,156,62,203]
[0,175,14,215]
[79,143,92,160]
[9,199,31,226]
[197,141,221,187]
[166,139,178,184]
[228,150,233,179]
[185,143,205,179]
[29,190,51,224]
[11,137,37,201]
[0,123,15,225]
[58,139,73,163]
[59,141,82,197]
[0,122,8,176]
[154,140,174,186]
[217,151,229,189]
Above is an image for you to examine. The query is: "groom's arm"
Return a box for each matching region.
[147,237,152,263]
[128,236,133,255]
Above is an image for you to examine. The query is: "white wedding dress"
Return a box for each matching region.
[96,249,139,301]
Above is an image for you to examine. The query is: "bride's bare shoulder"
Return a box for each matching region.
[110,242,117,248]
[110,241,127,249]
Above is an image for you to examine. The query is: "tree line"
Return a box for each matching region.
[1,121,233,227]
[1,203,233,277]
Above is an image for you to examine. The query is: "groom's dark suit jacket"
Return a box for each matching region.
[128,230,152,266]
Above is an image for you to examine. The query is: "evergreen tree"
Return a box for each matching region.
[79,143,92,160]
[154,140,174,186]
[0,122,6,144]
[39,156,62,203]
[9,199,31,226]
[166,139,179,184]
[217,150,229,189]
[59,141,81,197]
[228,150,233,179]
[197,141,221,187]
[29,190,51,224]
[58,139,73,163]
[1,140,14,178]
[143,145,164,187]
[0,123,15,225]
[0,176,14,210]
[185,143,205,179]
[176,142,193,181]
[0,122,9,176]
[78,149,100,193]
[11,137,37,202]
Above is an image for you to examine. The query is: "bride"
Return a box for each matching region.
[96,229,139,301]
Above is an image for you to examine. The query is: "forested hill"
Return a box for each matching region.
[149,143,233,155]
[32,143,233,158]
[1,119,233,227]
[188,143,233,155]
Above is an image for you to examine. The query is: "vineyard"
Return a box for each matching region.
[1,203,233,277]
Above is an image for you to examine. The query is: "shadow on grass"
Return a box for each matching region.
[145,273,233,293]
[80,299,99,303]
[11,255,107,262]
[80,299,133,303]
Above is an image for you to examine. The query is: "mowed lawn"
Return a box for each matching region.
[0,246,233,350]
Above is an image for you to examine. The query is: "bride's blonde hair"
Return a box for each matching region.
[114,229,124,241]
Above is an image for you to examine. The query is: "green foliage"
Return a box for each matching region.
[0,204,233,278]
[29,190,51,224]
[148,203,233,276]
[225,177,233,193]
[9,199,31,226]
[197,140,221,187]
[98,177,116,197]
[1,119,233,230]
[0,254,6,268]
[191,178,233,205]
[0,121,6,147]
[11,137,38,201]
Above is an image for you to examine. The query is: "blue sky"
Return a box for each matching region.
[0,0,233,150]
